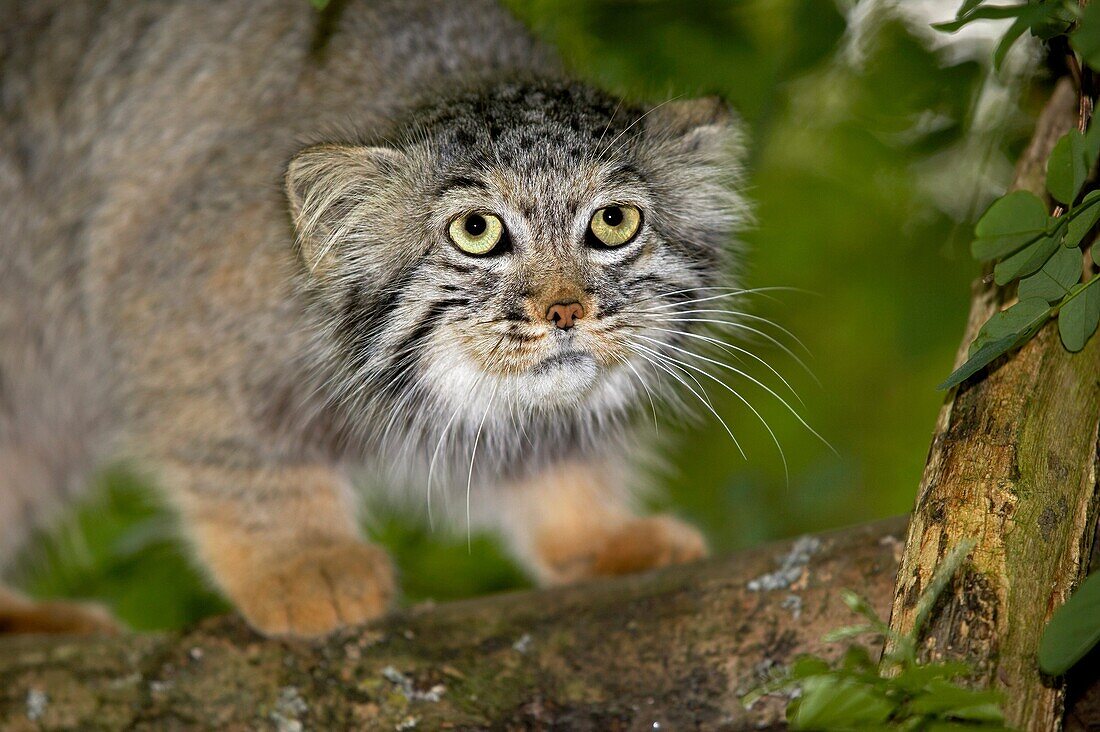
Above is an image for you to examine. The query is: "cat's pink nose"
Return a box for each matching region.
[546,301,585,330]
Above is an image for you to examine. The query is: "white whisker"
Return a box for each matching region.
[650,309,812,356]
[427,381,478,530]
[630,341,789,484]
[635,335,834,454]
[615,352,660,435]
[466,381,498,551]
[596,95,682,161]
[654,315,819,385]
[627,346,746,460]
[647,326,804,407]
[642,286,804,312]
[629,285,765,307]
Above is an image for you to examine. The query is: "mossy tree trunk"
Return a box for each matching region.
[887,79,1100,731]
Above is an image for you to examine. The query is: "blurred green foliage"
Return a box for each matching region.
[13,0,1033,630]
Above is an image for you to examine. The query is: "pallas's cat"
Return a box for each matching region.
[0,0,748,635]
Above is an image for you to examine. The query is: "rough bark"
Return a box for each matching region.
[2,518,1099,730]
[0,519,907,731]
[887,78,1100,731]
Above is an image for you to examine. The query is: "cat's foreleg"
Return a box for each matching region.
[161,452,394,637]
[494,459,708,585]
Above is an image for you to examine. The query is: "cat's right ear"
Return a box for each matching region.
[285,144,407,271]
[644,96,744,163]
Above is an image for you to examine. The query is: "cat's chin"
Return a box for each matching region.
[428,351,603,413]
[525,350,599,405]
[424,346,638,419]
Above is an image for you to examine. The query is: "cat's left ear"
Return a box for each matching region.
[285,144,408,271]
[645,96,744,160]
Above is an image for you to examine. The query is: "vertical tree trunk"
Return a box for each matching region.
[887,79,1100,731]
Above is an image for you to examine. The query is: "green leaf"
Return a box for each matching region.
[924,724,1015,732]
[1018,245,1081,302]
[839,645,876,674]
[822,624,877,643]
[968,297,1051,355]
[1047,130,1090,205]
[971,191,1051,260]
[933,3,1041,33]
[993,10,1048,70]
[309,0,331,9]
[789,655,832,679]
[1058,278,1100,351]
[1065,191,1100,248]
[907,679,1005,721]
[941,298,1052,389]
[1087,118,1100,165]
[840,589,883,622]
[1030,5,1076,41]
[788,676,894,729]
[1072,2,1100,70]
[892,661,972,693]
[956,0,987,18]
[993,234,1059,284]
[934,4,1070,68]
[1039,571,1100,675]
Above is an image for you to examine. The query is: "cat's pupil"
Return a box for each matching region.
[602,207,624,227]
[465,214,487,236]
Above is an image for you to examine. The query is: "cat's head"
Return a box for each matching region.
[287,79,747,443]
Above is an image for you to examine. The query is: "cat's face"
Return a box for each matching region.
[287,81,746,433]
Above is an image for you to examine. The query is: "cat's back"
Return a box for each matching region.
[1,0,555,177]
[0,0,556,562]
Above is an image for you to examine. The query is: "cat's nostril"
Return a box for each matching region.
[546,301,585,330]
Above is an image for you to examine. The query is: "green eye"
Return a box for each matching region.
[589,205,642,247]
[448,212,504,255]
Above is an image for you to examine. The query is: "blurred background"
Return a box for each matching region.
[12,0,1046,630]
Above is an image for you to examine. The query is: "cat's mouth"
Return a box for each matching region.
[517,347,600,404]
[531,349,594,375]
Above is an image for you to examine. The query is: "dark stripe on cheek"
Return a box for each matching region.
[392,301,449,361]
[504,304,530,322]
[504,329,540,342]
[626,273,665,289]
[432,297,471,308]
[335,257,426,371]
[602,273,680,313]
[438,260,475,275]
[383,297,463,394]
[613,244,645,268]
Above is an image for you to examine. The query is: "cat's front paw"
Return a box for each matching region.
[591,514,708,577]
[537,514,709,583]
[232,541,395,638]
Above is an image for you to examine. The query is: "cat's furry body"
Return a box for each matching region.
[0,0,747,635]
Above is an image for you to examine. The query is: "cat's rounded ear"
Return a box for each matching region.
[285,144,407,271]
[645,96,745,160]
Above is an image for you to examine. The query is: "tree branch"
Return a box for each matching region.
[1,520,904,730]
[2,517,1099,729]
